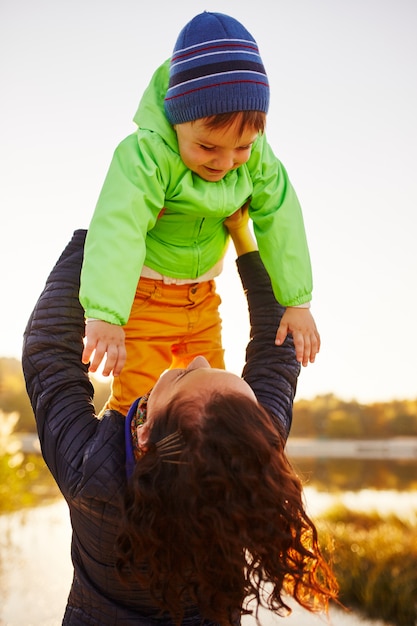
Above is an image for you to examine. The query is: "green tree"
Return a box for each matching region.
[0,357,111,432]
[0,358,34,431]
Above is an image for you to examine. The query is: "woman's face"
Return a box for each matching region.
[138,356,257,445]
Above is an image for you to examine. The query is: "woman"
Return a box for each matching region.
[22,212,337,625]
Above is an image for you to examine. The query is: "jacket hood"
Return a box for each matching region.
[133,60,178,151]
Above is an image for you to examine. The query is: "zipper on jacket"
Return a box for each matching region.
[193,218,205,276]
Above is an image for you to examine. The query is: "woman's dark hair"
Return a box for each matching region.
[116,393,338,625]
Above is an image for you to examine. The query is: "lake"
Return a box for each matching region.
[1,456,416,625]
[0,486,417,626]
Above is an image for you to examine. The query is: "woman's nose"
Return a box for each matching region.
[186,356,211,371]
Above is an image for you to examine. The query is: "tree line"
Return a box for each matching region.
[292,394,417,439]
[1,357,417,438]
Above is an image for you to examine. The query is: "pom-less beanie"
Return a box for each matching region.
[164,12,270,125]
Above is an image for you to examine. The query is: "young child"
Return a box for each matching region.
[80,11,320,415]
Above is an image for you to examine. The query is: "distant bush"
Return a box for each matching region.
[0,358,34,431]
[0,357,111,432]
[0,452,60,514]
[318,505,417,626]
[292,394,417,439]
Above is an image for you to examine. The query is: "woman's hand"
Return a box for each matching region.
[224,203,257,256]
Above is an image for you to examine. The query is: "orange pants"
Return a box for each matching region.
[105,276,225,415]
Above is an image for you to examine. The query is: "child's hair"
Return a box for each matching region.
[201,111,267,137]
[116,392,338,625]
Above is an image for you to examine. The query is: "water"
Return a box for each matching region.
[1,488,407,626]
[0,500,71,626]
[303,486,417,522]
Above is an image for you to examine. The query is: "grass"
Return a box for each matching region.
[0,452,61,514]
[318,505,417,626]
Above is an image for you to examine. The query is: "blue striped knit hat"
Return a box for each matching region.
[164,12,270,125]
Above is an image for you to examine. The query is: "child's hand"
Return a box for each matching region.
[275,308,320,367]
[82,320,126,377]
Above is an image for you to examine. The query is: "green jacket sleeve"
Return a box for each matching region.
[248,134,313,307]
[79,133,169,325]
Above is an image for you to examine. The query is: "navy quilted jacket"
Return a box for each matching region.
[22,229,300,625]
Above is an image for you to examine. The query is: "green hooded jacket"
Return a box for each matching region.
[79,60,313,326]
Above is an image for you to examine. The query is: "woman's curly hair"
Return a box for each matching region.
[116,393,338,625]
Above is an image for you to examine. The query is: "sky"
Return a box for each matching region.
[1,0,416,404]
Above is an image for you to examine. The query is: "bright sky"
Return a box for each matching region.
[1,0,416,403]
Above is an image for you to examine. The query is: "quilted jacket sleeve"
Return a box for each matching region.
[237,252,301,439]
[22,230,105,495]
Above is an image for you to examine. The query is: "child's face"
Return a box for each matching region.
[174,117,259,182]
